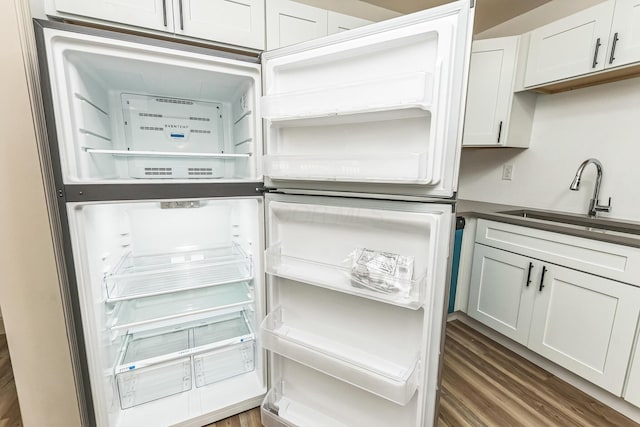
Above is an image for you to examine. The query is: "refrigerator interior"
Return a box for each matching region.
[42,26,262,184]
[262,194,452,426]
[66,198,265,427]
[261,6,470,197]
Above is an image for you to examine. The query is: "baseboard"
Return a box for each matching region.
[447,312,640,424]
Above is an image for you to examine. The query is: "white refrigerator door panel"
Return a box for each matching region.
[261,1,473,198]
[65,197,266,427]
[262,193,454,426]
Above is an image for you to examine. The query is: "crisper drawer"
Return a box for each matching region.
[194,341,255,388]
[475,219,640,286]
[116,358,192,410]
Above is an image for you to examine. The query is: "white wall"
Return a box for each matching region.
[459,76,640,222]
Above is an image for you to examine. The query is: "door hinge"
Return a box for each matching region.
[57,188,65,198]
[256,187,273,194]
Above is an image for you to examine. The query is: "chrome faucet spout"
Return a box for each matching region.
[569,158,611,217]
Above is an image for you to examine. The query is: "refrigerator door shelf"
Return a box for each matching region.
[263,152,431,185]
[261,382,347,427]
[265,244,425,309]
[104,243,253,302]
[260,307,421,405]
[261,71,433,123]
[115,311,254,373]
[109,282,254,331]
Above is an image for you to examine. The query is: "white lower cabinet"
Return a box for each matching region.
[528,264,640,395]
[469,236,640,396]
[467,244,535,345]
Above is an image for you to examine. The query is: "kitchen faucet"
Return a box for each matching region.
[569,158,611,217]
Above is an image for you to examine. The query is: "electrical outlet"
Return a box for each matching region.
[502,164,514,180]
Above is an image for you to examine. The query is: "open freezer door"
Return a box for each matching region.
[261,1,474,198]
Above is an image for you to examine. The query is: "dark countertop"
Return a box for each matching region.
[457,199,640,249]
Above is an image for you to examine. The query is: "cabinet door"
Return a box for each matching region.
[462,37,518,147]
[467,244,536,346]
[327,11,373,34]
[53,0,173,32]
[524,1,615,87]
[528,265,640,395]
[266,0,328,50]
[175,0,265,49]
[607,0,640,68]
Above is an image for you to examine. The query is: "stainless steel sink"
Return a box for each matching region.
[499,209,640,236]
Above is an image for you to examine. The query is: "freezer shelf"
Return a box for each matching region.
[265,245,424,309]
[84,148,251,159]
[261,382,347,427]
[109,282,254,330]
[260,307,420,405]
[105,244,252,302]
[261,72,433,124]
[115,312,255,409]
[263,152,430,184]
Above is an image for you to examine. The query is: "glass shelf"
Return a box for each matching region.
[261,382,347,427]
[105,244,253,302]
[265,245,424,309]
[109,282,254,331]
[263,152,430,184]
[261,72,433,124]
[260,307,420,405]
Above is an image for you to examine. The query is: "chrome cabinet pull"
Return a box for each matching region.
[526,262,534,287]
[162,0,167,26]
[609,32,619,64]
[592,37,602,68]
[179,0,184,30]
[539,266,547,292]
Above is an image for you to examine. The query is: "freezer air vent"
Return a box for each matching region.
[140,126,163,131]
[144,167,173,176]
[188,168,214,176]
[139,113,163,118]
[156,97,194,105]
[191,130,211,134]
[189,117,211,122]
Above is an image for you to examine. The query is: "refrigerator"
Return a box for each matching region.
[33,1,474,426]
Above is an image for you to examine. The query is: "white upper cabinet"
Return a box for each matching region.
[52,0,174,32]
[266,0,328,50]
[608,0,640,67]
[48,0,265,49]
[261,3,473,198]
[524,1,615,87]
[462,36,535,148]
[327,11,373,34]
[174,0,265,49]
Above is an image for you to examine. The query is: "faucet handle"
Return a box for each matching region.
[596,197,612,213]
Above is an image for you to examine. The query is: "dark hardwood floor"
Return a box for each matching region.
[0,334,21,427]
[0,321,635,427]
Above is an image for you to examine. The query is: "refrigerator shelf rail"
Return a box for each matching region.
[104,244,253,302]
[260,307,421,405]
[261,71,433,124]
[109,282,254,331]
[266,244,425,309]
[261,382,347,427]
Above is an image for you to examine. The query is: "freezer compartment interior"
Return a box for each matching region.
[261,306,420,404]
[262,19,455,186]
[44,28,261,183]
[264,359,421,427]
[266,200,439,309]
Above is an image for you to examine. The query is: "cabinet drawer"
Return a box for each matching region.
[475,219,640,286]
